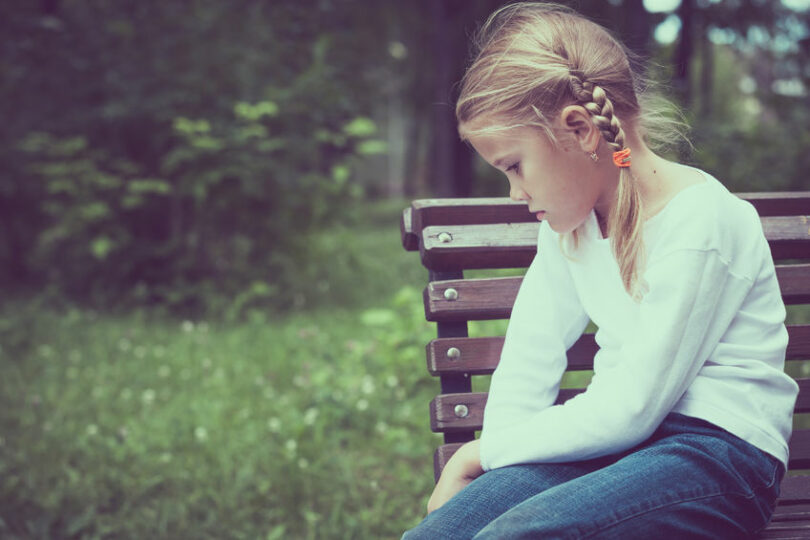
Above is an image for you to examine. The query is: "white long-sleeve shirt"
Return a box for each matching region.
[479,168,799,471]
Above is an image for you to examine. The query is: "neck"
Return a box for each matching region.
[594,134,669,222]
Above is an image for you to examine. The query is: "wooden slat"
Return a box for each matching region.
[430,380,810,433]
[424,267,810,323]
[401,207,418,251]
[427,334,598,375]
[410,193,810,231]
[420,217,810,272]
[426,326,810,377]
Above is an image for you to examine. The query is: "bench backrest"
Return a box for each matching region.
[401,192,810,505]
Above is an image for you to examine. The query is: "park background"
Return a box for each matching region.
[1,0,809,538]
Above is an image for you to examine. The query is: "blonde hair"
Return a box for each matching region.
[455,1,690,298]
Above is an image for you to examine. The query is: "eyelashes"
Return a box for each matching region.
[506,162,521,175]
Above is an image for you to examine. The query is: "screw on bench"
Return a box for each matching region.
[444,288,458,301]
[454,404,469,418]
[438,232,453,243]
[446,347,461,360]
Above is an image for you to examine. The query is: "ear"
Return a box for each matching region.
[558,105,601,154]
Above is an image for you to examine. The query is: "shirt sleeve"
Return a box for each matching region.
[479,246,750,470]
[479,222,590,470]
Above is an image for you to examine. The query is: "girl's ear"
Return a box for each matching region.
[558,105,601,154]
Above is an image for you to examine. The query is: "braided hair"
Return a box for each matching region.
[455,2,685,298]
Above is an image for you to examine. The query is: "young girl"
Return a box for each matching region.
[402,2,798,538]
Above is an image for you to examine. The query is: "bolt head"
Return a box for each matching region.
[454,404,469,418]
[443,288,458,301]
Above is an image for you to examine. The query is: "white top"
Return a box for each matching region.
[479,168,799,471]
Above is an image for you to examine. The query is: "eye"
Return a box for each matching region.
[506,161,521,175]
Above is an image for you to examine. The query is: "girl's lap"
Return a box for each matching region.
[403,413,783,540]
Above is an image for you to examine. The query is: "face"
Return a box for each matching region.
[463,119,611,235]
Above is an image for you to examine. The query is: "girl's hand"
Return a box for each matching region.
[426,439,485,514]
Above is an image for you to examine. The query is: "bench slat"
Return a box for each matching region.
[420,217,810,271]
[431,379,810,434]
[427,325,810,376]
[409,194,810,235]
[425,266,810,323]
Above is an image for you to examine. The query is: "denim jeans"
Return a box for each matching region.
[402,412,784,539]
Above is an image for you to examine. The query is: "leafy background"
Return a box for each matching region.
[1,0,809,538]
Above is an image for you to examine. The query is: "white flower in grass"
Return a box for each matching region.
[118,338,131,352]
[285,439,297,453]
[38,344,54,358]
[386,375,399,388]
[361,375,375,395]
[134,346,147,359]
[141,388,156,405]
[182,320,194,333]
[303,408,319,426]
[194,426,208,441]
[268,418,282,432]
[86,424,98,436]
[298,458,309,469]
[202,357,212,370]
[158,365,171,378]
[356,399,369,411]
[293,375,307,388]
[376,421,388,434]
[370,480,379,490]
[160,452,172,463]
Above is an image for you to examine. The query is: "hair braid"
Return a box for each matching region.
[570,73,645,298]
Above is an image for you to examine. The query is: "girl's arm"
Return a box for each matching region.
[480,221,590,465]
[479,236,771,470]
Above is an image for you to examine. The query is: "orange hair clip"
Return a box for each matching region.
[613,148,631,168]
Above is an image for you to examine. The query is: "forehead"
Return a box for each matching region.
[462,124,546,164]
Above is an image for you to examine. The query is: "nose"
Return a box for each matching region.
[509,185,529,202]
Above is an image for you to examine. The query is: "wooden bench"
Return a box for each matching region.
[401,193,810,538]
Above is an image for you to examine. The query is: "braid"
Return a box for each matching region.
[570,72,646,299]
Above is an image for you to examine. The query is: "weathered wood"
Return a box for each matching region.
[424,267,810,323]
[426,326,810,377]
[427,334,597,375]
[400,207,418,251]
[419,217,810,271]
[410,193,810,234]
[430,379,810,435]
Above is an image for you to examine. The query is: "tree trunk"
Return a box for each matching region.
[674,0,695,105]
[428,0,474,197]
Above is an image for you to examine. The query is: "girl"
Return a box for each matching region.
[402,2,798,539]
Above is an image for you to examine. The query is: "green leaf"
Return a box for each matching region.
[90,236,114,259]
[343,117,376,137]
[357,140,387,155]
[128,179,171,194]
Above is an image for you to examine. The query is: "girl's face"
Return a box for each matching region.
[463,120,612,235]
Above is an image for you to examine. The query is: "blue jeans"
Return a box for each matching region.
[402,413,784,539]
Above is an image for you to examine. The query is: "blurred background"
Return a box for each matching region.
[0,0,808,538]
